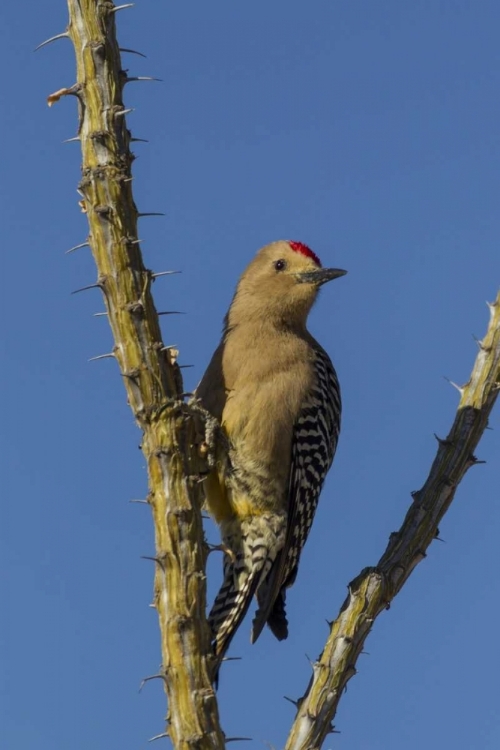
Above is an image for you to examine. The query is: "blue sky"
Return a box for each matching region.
[1,2,499,748]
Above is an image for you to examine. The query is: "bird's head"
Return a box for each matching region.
[227,240,346,329]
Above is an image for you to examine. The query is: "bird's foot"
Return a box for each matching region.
[188,398,228,469]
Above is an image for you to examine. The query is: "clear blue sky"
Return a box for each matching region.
[1,2,499,749]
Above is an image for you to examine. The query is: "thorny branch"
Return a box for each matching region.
[48,2,226,749]
[42,3,499,749]
[285,293,500,750]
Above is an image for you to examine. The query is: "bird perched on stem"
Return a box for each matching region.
[195,240,346,677]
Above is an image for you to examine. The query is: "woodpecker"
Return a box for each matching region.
[195,240,345,674]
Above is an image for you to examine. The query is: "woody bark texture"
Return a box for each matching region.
[285,292,500,750]
[61,2,225,748]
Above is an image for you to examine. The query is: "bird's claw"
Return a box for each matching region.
[188,398,227,469]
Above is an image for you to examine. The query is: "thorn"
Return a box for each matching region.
[137,212,165,218]
[125,76,163,83]
[179,364,194,369]
[469,455,486,465]
[130,137,149,143]
[63,136,80,143]
[123,177,134,183]
[111,3,135,11]
[139,673,167,692]
[158,311,185,316]
[361,651,370,656]
[472,334,483,349]
[34,32,68,51]
[487,300,498,319]
[152,271,181,278]
[126,238,143,245]
[434,433,453,447]
[47,84,80,107]
[443,376,464,396]
[141,555,166,571]
[71,283,101,295]
[434,536,446,543]
[284,696,300,707]
[88,353,115,362]
[120,47,147,58]
[93,312,108,317]
[160,345,178,350]
[115,107,135,117]
[130,499,149,504]
[148,733,169,743]
[65,241,89,254]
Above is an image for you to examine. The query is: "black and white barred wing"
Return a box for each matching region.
[252,348,341,642]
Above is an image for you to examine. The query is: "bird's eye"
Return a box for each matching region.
[274,259,287,272]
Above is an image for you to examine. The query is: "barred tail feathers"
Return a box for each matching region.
[208,556,262,671]
[208,513,286,673]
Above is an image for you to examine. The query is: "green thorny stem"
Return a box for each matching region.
[59,2,225,749]
[285,294,500,750]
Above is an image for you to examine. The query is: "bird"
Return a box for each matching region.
[195,240,346,676]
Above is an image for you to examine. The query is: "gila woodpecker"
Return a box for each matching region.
[195,240,346,674]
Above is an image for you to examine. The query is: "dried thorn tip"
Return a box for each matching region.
[47,85,80,107]
[35,32,68,51]
[158,311,185,316]
[71,283,101,295]
[137,212,165,218]
[148,732,169,742]
[111,3,135,12]
[138,673,167,693]
[63,136,80,144]
[443,376,464,395]
[115,107,135,117]
[152,271,180,278]
[470,455,486,465]
[65,241,89,254]
[140,555,166,571]
[125,76,163,83]
[88,353,115,362]
[434,433,453,447]
[120,47,147,58]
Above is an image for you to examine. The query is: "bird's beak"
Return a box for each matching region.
[295,267,347,285]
